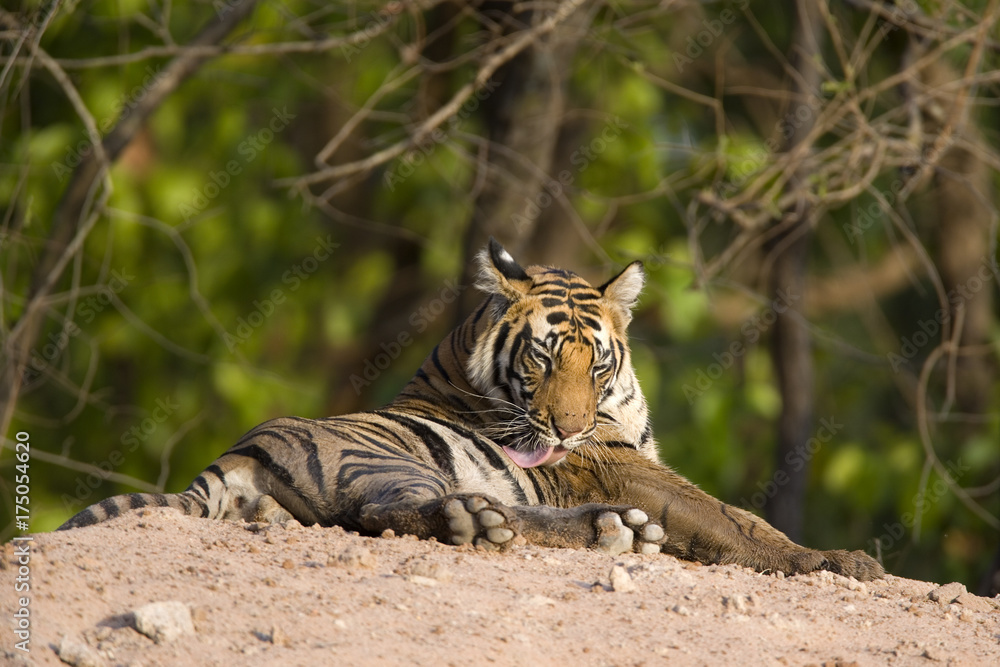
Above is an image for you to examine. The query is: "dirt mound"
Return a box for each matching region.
[2,508,998,666]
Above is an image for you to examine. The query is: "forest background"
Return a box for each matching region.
[1,0,998,594]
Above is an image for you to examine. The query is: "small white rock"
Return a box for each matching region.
[332,546,377,569]
[928,582,967,605]
[133,601,195,643]
[609,565,636,593]
[723,594,750,613]
[57,636,106,667]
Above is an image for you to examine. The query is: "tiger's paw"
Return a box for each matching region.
[785,548,885,581]
[594,508,664,557]
[442,495,517,551]
[818,549,885,581]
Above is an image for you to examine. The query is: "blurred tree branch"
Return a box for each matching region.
[0,0,260,448]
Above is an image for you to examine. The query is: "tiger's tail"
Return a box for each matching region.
[60,492,205,529]
[58,465,231,530]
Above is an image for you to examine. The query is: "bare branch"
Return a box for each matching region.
[0,0,260,450]
[283,0,590,192]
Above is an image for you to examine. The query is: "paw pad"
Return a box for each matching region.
[442,496,514,549]
[595,508,663,556]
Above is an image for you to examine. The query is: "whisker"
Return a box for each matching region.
[447,381,523,411]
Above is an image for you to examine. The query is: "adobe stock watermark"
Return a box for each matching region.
[16,2,54,30]
[840,178,907,244]
[179,106,296,221]
[718,103,814,199]
[672,1,750,73]
[223,235,339,352]
[21,268,135,390]
[52,66,164,182]
[869,456,971,555]
[681,287,801,403]
[339,2,406,62]
[349,280,467,393]
[383,78,501,192]
[213,0,257,18]
[886,255,999,372]
[60,395,180,514]
[874,0,921,39]
[508,116,628,231]
[740,416,843,511]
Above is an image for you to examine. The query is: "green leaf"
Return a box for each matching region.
[823,443,867,494]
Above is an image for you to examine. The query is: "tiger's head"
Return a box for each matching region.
[468,239,648,468]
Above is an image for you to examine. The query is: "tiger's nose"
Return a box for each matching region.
[554,411,587,440]
[556,426,583,440]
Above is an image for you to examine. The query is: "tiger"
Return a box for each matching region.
[60,239,884,581]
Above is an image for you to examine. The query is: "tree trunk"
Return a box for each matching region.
[763,0,824,542]
[456,1,592,313]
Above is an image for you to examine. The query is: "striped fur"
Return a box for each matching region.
[59,240,884,579]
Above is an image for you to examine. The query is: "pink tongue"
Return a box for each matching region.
[503,445,554,469]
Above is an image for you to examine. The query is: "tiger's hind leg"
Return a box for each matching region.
[359,493,664,555]
[252,495,295,524]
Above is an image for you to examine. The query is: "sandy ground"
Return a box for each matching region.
[2,507,998,667]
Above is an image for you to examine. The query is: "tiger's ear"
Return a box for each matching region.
[599,261,645,322]
[475,238,532,301]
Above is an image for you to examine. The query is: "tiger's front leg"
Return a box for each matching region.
[561,446,885,581]
[359,494,665,556]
